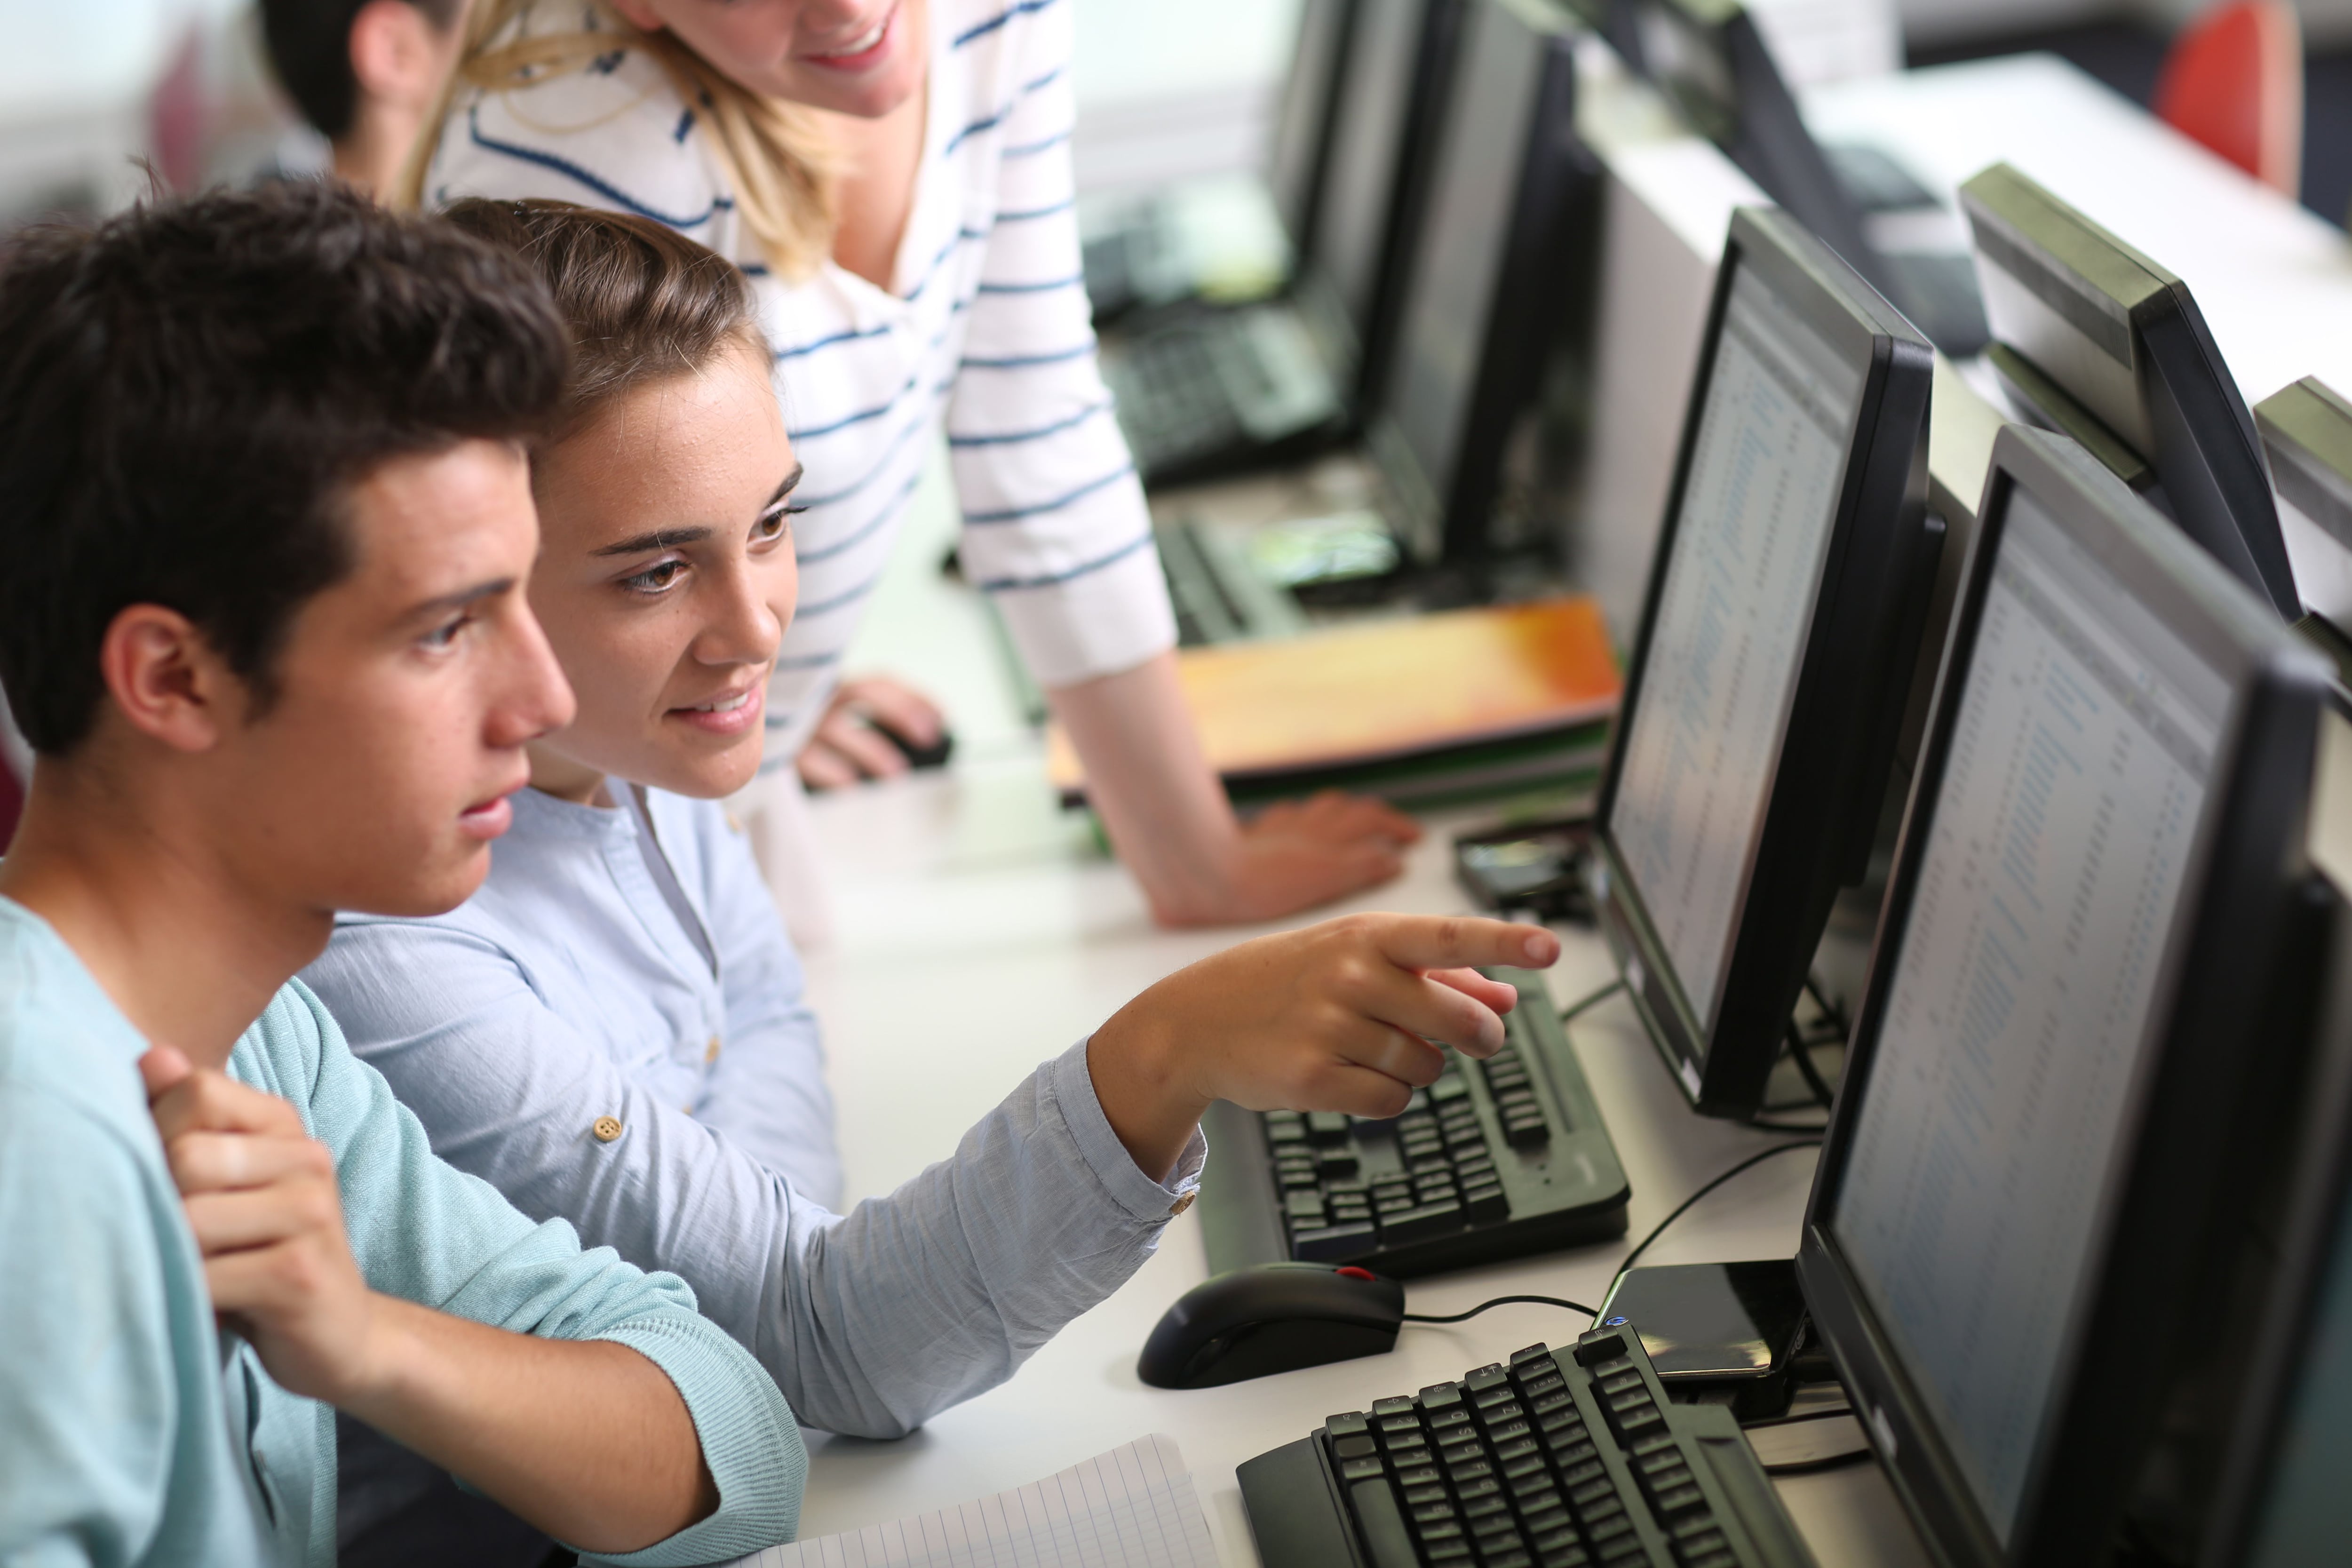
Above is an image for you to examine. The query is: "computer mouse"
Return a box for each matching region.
[873,715,954,771]
[1137,1263,1405,1389]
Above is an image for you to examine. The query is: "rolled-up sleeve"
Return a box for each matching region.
[944,0,1178,689]
[272,983,806,1563]
[305,930,1201,1441]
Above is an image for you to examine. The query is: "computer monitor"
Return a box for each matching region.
[1963,163,2302,624]
[1629,0,1987,356]
[1795,423,2333,1567]
[1368,0,1598,565]
[1294,0,1467,413]
[2256,377,2352,686]
[1634,0,1867,266]
[1264,0,1360,269]
[2203,845,2352,1567]
[1588,204,1939,1121]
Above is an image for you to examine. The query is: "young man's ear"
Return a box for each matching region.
[348,0,449,115]
[97,605,241,754]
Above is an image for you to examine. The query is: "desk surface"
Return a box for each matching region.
[787,470,1932,1565]
[1804,53,2352,412]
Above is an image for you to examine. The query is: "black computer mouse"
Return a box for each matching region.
[873,715,954,771]
[1137,1263,1405,1389]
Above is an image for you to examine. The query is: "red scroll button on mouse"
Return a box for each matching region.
[1336,1266,1379,1281]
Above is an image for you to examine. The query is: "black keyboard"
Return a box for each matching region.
[1104,319,1248,477]
[1238,1327,1818,1568]
[1197,970,1630,1278]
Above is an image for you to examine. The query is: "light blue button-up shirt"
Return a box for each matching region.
[0,896,805,1568]
[303,784,1204,1448]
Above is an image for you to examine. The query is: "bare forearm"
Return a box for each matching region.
[340,1295,716,1554]
[1046,652,1238,923]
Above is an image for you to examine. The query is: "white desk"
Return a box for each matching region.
[785,465,1931,1565]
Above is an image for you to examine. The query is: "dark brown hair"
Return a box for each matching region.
[439,198,769,441]
[260,0,467,143]
[0,180,568,755]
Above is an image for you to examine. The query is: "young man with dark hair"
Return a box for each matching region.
[260,0,468,195]
[0,180,803,1566]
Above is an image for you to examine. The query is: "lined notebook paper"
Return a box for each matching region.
[723,1435,1220,1568]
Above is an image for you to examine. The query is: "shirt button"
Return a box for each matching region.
[705,1035,722,1064]
[592,1115,624,1143]
[1169,1192,1196,1218]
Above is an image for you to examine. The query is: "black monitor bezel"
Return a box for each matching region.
[1589,204,1935,1119]
[1961,163,2301,623]
[1794,423,2328,1568]
[1265,0,1363,265]
[1296,0,1470,419]
[1364,0,1596,565]
[2201,846,2352,1564]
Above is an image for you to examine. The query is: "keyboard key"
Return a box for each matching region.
[1332,1434,1377,1460]
[1462,1494,1510,1522]
[1345,1476,1423,1568]
[1504,1116,1551,1148]
[1420,1383,1466,1411]
[1430,1074,1471,1102]
[1325,1412,1369,1438]
[1416,1501,1464,1525]
[1319,1149,1362,1178]
[1341,1457,1386,1481]
[1284,1191,1328,1221]
[1307,1110,1353,1143]
[1381,1200,1467,1245]
[1404,1482,1450,1506]
[1652,1484,1706,1515]
[1292,1223,1378,1261]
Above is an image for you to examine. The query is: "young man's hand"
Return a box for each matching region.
[140,1048,386,1404]
[1087,913,1561,1179]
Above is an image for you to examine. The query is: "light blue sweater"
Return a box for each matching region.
[0,896,806,1567]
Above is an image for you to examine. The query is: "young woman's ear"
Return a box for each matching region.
[97,605,238,754]
[348,0,452,113]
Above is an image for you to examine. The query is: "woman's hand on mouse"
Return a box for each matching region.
[795,675,946,790]
[1086,913,1561,1181]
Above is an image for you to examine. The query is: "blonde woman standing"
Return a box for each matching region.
[410,0,1419,927]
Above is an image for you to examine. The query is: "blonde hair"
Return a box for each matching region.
[399,0,844,280]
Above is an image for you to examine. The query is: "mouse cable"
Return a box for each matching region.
[1403,1294,1600,1325]
[1605,1140,1825,1306]
[1784,1017,1839,1112]
[1557,979,1625,1028]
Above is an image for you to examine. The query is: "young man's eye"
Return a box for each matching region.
[422,613,473,650]
[622,559,688,593]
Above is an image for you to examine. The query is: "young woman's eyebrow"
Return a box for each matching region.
[765,465,805,509]
[593,525,715,557]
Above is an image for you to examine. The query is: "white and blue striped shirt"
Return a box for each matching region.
[427,0,1177,768]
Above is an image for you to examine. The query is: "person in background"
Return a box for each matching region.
[259,0,475,196]
[0,182,808,1566]
[407,0,1425,925]
[302,195,1561,1563]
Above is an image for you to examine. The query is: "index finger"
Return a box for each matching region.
[1365,913,1560,975]
[149,1068,309,1145]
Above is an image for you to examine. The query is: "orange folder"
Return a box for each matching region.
[1048,595,1620,797]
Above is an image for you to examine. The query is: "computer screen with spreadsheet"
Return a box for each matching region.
[1590,206,1935,1122]
[1830,484,2229,1541]
[1797,424,2333,1568]
[1604,263,1862,1027]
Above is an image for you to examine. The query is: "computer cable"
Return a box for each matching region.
[1784,1017,1838,1111]
[1556,978,1625,1027]
[1402,1293,1600,1325]
[1605,1140,1825,1303]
